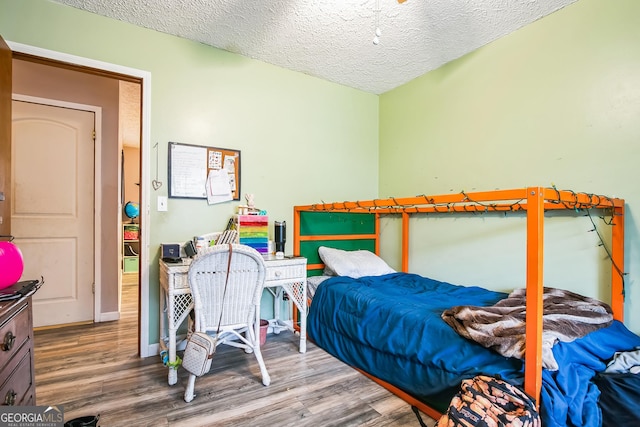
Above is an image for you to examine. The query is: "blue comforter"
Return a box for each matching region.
[307,273,640,427]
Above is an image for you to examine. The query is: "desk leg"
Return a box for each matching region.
[298,309,307,353]
[298,283,307,353]
[159,290,167,352]
[160,287,179,385]
[273,288,282,334]
[168,327,178,385]
[285,281,307,353]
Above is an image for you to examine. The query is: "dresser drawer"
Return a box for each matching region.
[0,301,30,370]
[0,346,34,406]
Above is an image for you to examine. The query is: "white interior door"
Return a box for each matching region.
[11,99,95,328]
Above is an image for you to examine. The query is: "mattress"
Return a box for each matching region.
[307,272,640,427]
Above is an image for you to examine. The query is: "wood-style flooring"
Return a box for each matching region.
[33,275,436,426]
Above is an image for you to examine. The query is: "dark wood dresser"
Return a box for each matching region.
[0,295,36,406]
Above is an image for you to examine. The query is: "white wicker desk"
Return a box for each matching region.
[159,255,307,385]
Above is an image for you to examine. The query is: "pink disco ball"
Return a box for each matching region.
[0,241,24,290]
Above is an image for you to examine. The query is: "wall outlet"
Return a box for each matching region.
[157,196,168,212]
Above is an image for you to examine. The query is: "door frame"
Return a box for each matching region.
[12,94,102,325]
[8,41,153,358]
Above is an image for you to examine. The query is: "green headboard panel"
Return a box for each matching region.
[299,211,375,236]
[298,211,377,275]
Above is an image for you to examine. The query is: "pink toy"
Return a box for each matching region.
[0,241,24,290]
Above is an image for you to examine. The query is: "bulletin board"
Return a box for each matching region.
[168,141,241,203]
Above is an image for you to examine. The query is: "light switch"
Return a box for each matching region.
[157,196,168,212]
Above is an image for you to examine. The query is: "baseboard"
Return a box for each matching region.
[99,311,120,322]
[147,343,160,357]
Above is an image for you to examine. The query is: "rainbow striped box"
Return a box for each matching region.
[236,215,269,254]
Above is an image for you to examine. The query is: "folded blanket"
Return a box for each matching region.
[441,287,613,370]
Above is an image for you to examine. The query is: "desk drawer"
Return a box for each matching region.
[168,272,189,290]
[265,263,306,282]
[160,263,190,290]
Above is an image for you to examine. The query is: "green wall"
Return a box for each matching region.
[4,0,640,345]
[0,0,379,348]
[379,0,640,333]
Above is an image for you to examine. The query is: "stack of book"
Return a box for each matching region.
[235,215,269,254]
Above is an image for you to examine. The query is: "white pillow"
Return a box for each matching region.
[318,246,395,278]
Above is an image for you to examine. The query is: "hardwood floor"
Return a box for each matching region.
[33,275,436,426]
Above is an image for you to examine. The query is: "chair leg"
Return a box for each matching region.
[244,328,254,353]
[184,373,197,402]
[253,345,271,386]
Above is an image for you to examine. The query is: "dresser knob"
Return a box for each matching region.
[275,271,282,277]
[4,389,16,406]
[1,331,15,352]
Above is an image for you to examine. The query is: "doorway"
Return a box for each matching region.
[8,40,152,357]
[120,82,141,318]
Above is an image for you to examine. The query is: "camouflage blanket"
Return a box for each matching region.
[441,287,613,370]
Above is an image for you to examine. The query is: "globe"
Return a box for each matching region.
[124,201,140,223]
[0,241,24,290]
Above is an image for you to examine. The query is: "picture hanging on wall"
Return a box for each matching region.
[168,141,241,203]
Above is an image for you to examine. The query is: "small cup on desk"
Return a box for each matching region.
[275,251,284,259]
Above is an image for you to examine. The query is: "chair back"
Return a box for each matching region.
[188,244,266,333]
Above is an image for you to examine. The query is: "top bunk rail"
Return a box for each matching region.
[294,187,624,214]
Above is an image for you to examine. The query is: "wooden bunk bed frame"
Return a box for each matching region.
[293,186,625,420]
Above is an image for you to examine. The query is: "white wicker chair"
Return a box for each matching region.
[183,244,270,403]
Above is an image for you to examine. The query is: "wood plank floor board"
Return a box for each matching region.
[33,277,437,426]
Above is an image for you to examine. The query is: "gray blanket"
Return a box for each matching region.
[441,287,613,370]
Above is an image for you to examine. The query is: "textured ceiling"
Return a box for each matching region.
[51,0,577,94]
